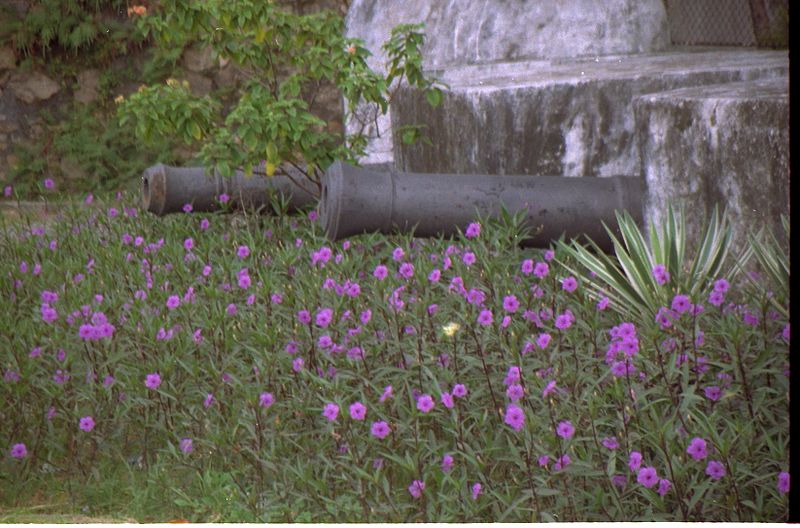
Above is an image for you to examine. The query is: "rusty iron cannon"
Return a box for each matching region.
[319,161,645,251]
[141,163,317,216]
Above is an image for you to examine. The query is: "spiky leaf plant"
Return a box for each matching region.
[556,205,742,319]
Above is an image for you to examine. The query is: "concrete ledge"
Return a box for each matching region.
[635,76,789,252]
[393,49,788,179]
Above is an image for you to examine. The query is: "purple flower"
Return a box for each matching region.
[259,392,274,408]
[506,384,524,402]
[778,471,790,494]
[561,276,578,292]
[596,296,610,311]
[554,454,571,471]
[504,365,521,386]
[380,385,393,402]
[708,290,725,306]
[713,278,730,293]
[316,308,333,327]
[428,269,441,282]
[671,294,691,314]
[555,311,573,330]
[536,333,552,350]
[323,403,339,421]
[3,186,11,197]
[602,437,619,450]
[442,453,454,472]
[180,438,193,454]
[538,455,550,468]
[166,295,180,310]
[704,385,722,401]
[687,437,708,461]
[349,401,367,420]
[441,392,455,408]
[533,262,549,278]
[145,372,161,390]
[521,259,534,275]
[370,421,390,439]
[392,247,405,261]
[652,264,670,285]
[471,482,483,500]
[542,380,557,398]
[657,479,672,496]
[502,295,519,313]
[462,252,476,266]
[504,404,525,431]
[465,222,481,238]
[399,262,414,278]
[79,416,95,432]
[477,309,493,326]
[292,357,304,372]
[10,443,27,459]
[203,393,215,408]
[544,249,555,261]
[628,451,642,472]
[612,475,627,488]
[637,466,659,488]
[43,178,55,189]
[408,480,425,499]
[417,394,435,413]
[237,245,250,259]
[218,193,229,203]
[706,460,726,480]
[557,420,575,439]
[373,264,388,280]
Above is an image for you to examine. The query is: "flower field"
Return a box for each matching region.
[0,186,790,522]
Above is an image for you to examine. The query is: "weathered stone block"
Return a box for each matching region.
[635,76,789,252]
[345,0,669,167]
[392,50,788,179]
[74,69,101,104]
[8,71,60,104]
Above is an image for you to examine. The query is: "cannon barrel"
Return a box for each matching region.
[320,161,645,251]
[141,164,317,216]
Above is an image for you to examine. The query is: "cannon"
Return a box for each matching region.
[141,164,317,216]
[319,161,645,251]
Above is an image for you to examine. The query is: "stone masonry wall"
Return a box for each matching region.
[0,0,347,184]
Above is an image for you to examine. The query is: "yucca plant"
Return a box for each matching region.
[739,215,790,318]
[556,204,742,319]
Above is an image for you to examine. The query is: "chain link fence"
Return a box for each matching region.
[665,0,788,47]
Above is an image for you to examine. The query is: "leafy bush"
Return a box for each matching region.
[117,1,444,191]
[0,190,790,522]
[0,0,145,66]
[7,104,183,196]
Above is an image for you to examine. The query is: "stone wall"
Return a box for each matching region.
[0,0,347,185]
[345,0,670,167]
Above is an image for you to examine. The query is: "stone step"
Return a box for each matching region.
[635,76,789,252]
[391,48,789,249]
[392,49,787,178]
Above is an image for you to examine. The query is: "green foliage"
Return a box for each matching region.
[0,194,790,522]
[556,205,741,319]
[0,0,146,67]
[118,2,444,191]
[740,215,789,318]
[9,104,183,196]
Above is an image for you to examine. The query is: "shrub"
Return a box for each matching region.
[0,191,790,522]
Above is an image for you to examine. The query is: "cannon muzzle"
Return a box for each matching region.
[320,161,644,251]
[141,164,317,216]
